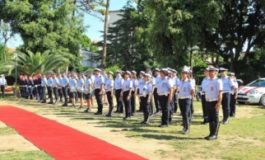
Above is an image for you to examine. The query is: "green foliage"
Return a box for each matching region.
[104,65,121,73]
[0,0,85,69]
[16,51,69,75]
[0,43,13,74]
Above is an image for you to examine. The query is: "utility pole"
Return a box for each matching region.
[101,0,110,68]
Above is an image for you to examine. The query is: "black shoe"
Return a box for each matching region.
[94,112,102,115]
[123,116,131,120]
[201,120,209,125]
[41,101,46,103]
[207,135,217,140]
[182,129,189,135]
[48,102,53,104]
[223,120,229,125]
[62,104,68,107]
[83,109,88,113]
[204,135,211,140]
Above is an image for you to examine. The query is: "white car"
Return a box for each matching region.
[237,78,265,106]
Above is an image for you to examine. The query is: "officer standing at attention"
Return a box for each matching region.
[47,73,54,104]
[105,71,114,117]
[157,68,174,127]
[229,72,238,117]
[40,74,48,103]
[114,71,124,113]
[177,66,195,134]
[188,69,196,119]
[0,74,7,98]
[152,68,161,113]
[121,71,133,120]
[93,68,105,115]
[139,73,153,124]
[69,73,77,107]
[201,68,209,124]
[219,68,233,124]
[204,66,223,140]
[61,73,69,106]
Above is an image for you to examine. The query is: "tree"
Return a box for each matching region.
[0,20,13,62]
[101,0,110,67]
[16,51,69,75]
[0,0,85,69]
[202,0,265,72]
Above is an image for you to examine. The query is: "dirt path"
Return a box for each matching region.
[0,100,178,160]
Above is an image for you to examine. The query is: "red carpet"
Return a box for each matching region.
[0,106,146,160]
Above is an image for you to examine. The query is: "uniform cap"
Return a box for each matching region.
[94,68,102,72]
[154,68,160,71]
[182,66,190,73]
[140,71,145,74]
[219,67,228,72]
[131,70,137,74]
[107,71,113,75]
[228,72,235,76]
[124,71,131,75]
[144,73,152,78]
[208,66,219,71]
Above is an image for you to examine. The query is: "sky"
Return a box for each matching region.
[6,0,130,48]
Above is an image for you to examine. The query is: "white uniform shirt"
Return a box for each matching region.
[84,79,92,94]
[93,75,105,90]
[114,76,123,90]
[52,77,60,88]
[105,79,114,92]
[205,78,223,101]
[69,78,77,92]
[220,76,233,93]
[156,77,173,95]
[0,77,6,86]
[41,77,48,87]
[231,78,238,95]
[77,78,84,92]
[201,77,209,94]
[60,76,69,87]
[132,79,139,91]
[139,81,152,97]
[178,79,194,99]
[122,79,133,92]
[47,77,53,87]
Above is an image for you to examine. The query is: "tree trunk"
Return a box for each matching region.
[102,0,110,68]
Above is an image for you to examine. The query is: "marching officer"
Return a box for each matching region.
[69,73,77,107]
[139,73,153,124]
[229,72,238,117]
[121,71,133,120]
[219,68,233,124]
[114,71,124,113]
[0,74,7,98]
[177,66,195,134]
[47,73,54,104]
[201,68,209,124]
[60,73,69,106]
[105,71,114,117]
[204,66,223,140]
[131,71,138,116]
[157,68,174,127]
[93,68,105,115]
[40,74,48,103]
[152,68,161,113]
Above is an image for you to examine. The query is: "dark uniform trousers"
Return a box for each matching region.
[0,85,5,97]
[95,89,103,114]
[153,88,160,112]
[222,92,231,121]
[123,91,131,118]
[140,96,151,122]
[173,92,178,113]
[179,98,192,130]
[206,101,219,136]
[230,94,236,117]
[201,94,208,122]
[106,91,113,115]
[47,86,53,103]
[158,95,170,125]
[62,87,68,106]
[131,91,136,114]
[40,86,46,102]
[58,88,63,101]
[53,87,58,102]
[37,85,42,100]
[115,89,123,113]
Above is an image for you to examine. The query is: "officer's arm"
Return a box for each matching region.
[168,87,174,103]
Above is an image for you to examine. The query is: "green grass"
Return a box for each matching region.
[0,151,53,160]
[0,127,16,135]
[1,96,265,159]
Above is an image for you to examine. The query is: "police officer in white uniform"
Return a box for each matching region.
[105,71,114,117]
[152,68,161,113]
[60,73,69,106]
[156,68,174,127]
[0,74,7,98]
[219,68,233,124]
[201,68,209,124]
[114,71,124,113]
[40,74,48,103]
[178,66,195,134]
[121,71,133,120]
[229,72,238,117]
[47,73,54,104]
[139,73,153,124]
[204,66,223,140]
[93,68,105,115]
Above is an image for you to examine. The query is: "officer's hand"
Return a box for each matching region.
[127,96,130,100]
[215,103,221,111]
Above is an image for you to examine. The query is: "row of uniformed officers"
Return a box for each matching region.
[17,66,238,140]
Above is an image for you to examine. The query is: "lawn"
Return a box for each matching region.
[1,96,265,160]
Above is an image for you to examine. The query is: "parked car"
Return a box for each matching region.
[237,78,265,106]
